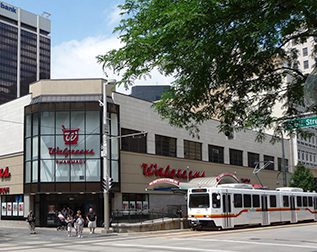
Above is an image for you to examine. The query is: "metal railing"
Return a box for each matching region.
[111,209,184,225]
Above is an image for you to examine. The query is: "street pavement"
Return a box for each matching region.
[0,221,317,251]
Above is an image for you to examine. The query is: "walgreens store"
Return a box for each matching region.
[0,78,293,226]
[22,79,119,226]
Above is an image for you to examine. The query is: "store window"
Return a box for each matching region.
[208,145,224,163]
[121,128,147,153]
[184,140,202,160]
[1,195,24,218]
[155,134,176,157]
[122,194,149,211]
[24,102,106,186]
[248,152,259,168]
[229,149,243,166]
[264,155,274,170]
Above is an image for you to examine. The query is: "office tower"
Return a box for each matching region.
[0,1,50,104]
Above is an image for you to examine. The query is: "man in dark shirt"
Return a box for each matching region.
[86,208,97,234]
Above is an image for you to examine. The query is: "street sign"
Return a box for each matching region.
[284,116,317,129]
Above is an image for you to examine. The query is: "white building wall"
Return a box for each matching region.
[113,93,291,170]
[0,95,31,156]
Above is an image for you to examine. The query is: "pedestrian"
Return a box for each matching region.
[26,210,36,234]
[76,214,84,238]
[86,208,97,234]
[73,210,81,237]
[66,215,73,237]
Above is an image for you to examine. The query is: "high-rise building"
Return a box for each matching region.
[0,1,50,104]
[284,37,317,170]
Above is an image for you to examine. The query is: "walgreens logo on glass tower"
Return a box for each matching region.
[48,125,95,164]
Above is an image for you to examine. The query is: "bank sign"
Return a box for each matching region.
[48,125,95,165]
[0,2,17,13]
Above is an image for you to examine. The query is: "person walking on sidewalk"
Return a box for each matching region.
[26,210,36,234]
[86,208,97,234]
[76,214,84,238]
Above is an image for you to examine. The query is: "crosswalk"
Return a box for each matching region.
[1,222,317,252]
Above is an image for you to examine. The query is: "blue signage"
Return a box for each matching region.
[0,2,17,13]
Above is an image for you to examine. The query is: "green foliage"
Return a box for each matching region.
[289,163,315,191]
[97,0,317,138]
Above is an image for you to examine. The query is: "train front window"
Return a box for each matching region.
[189,194,210,208]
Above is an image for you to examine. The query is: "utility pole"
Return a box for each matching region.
[100,80,146,232]
[281,131,287,187]
[101,79,116,232]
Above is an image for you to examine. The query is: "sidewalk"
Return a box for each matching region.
[0,220,115,236]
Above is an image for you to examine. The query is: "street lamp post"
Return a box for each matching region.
[281,131,287,187]
[101,79,116,232]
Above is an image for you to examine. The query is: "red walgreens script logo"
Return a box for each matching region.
[62,125,79,145]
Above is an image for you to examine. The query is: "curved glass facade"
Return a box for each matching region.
[24,102,102,193]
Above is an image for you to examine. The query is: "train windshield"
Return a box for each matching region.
[189,193,210,208]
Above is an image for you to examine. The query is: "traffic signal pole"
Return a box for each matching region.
[100,80,146,232]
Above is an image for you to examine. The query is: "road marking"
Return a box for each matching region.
[174,238,317,249]
[107,243,235,252]
[168,222,317,238]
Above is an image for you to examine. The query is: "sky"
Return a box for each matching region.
[6,0,173,94]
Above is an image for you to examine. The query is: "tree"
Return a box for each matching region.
[289,163,315,191]
[97,0,317,139]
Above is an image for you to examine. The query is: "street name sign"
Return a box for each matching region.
[284,116,317,129]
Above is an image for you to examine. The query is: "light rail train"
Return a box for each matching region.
[187,184,317,230]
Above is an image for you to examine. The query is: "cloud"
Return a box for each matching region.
[104,5,122,27]
[51,35,174,94]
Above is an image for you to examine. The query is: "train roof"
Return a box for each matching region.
[189,184,316,194]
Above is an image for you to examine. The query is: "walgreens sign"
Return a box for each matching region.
[48,125,95,165]
[141,163,205,179]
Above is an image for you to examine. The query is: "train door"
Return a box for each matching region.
[222,192,232,229]
[290,196,297,223]
[314,197,317,221]
[261,195,269,225]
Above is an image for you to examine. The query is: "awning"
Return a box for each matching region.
[146,173,241,191]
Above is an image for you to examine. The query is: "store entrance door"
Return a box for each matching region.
[40,193,102,227]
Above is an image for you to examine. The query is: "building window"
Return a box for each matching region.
[264,155,274,170]
[121,128,146,153]
[278,158,289,171]
[208,145,224,163]
[155,134,176,157]
[304,60,309,69]
[184,140,202,160]
[122,193,149,211]
[229,149,243,166]
[303,47,308,56]
[248,152,259,168]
